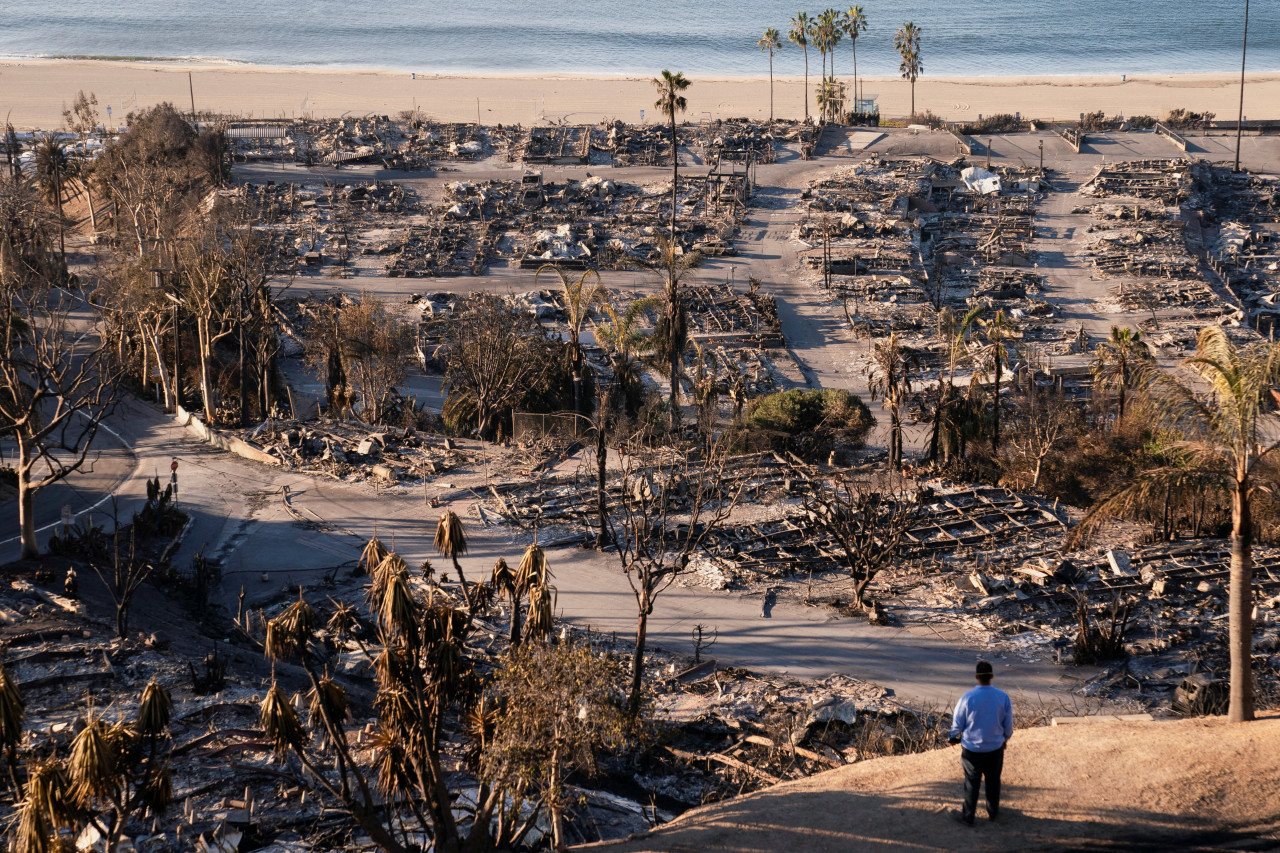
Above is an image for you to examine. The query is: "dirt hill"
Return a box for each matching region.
[585,713,1280,852]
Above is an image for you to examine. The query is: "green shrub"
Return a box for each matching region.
[745,388,874,458]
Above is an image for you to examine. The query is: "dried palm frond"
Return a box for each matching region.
[469,580,495,613]
[516,543,551,592]
[265,594,318,660]
[136,681,172,738]
[368,551,409,609]
[15,759,71,853]
[358,536,390,575]
[326,600,361,639]
[0,661,25,751]
[378,574,418,637]
[367,725,409,798]
[524,583,556,643]
[279,594,318,635]
[136,762,173,816]
[491,557,514,592]
[307,676,349,729]
[434,509,468,559]
[259,683,306,754]
[68,717,121,805]
[463,697,500,764]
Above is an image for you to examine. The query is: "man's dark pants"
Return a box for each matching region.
[961,745,1004,820]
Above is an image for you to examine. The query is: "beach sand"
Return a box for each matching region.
[0,59,1275,129]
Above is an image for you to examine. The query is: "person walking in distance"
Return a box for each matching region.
[949,660,1013,825]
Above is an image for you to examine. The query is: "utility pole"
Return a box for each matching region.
[1038,139,1044,174]
[172,295,181,412]
[239,289,248,427]
[1235,0,1250,172]
[188,72,197,119]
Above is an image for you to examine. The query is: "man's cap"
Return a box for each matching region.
[975,660,994,676]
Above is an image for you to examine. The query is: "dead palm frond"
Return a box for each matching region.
[135,762,173,817]
[367,551,409,610]
[15,759,72,853]
[68,716,121,805]
[0,661,25,751]
[516,543,551,593]
[367,725,409,798]
[136,681,172,738]
[434,509,468,560]
[327,600,361,639]
[259,683,306,755]
[307,675,350,731]
[524,583,556,643]
[265,594,319,660]
[492,557,514,592]
[358,536,389,575]
[378,574,418,636]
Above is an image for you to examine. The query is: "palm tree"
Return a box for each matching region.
[1090,326,1152,423]
[1078,326,1280,723]
[867,332,918,469]
[975,307,1018,452]
[652,70,690,242]
[843,6,868,110]
[816,77,847,125]
[819,9,842,81]
[757,28,783,122]
[894,22,923,118]
[535,265,604,418]
[930,304,984,463]
[595,295,661,418]
[492,544,556,649]
[434,509,475,618]
[788,12,813,121]
[652,237,697,431]
[515,542,554,643]
[33,134,68,264]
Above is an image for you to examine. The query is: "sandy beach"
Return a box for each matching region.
[1,59,1275,130]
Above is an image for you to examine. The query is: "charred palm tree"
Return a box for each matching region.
[435,509,475,618]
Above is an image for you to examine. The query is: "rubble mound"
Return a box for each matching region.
[593,712,1280,852]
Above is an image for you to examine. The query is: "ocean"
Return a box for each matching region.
[0,0,1275,78]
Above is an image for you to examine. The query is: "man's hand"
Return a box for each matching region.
[948,735,961,745]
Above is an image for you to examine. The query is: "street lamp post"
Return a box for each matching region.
[1235,0,1250,172]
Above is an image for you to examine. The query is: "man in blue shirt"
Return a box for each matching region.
[948,660,1013,825]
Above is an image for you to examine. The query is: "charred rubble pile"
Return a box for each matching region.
[967,541,1280,713]
[232,180,414,276]
[439,171,747,271]
[1194,163,1280,333]
[1077,159,1225,329]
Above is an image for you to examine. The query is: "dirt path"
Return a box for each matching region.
[585,713,1280,853]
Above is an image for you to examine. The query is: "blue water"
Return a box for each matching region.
[0,0,1275,77]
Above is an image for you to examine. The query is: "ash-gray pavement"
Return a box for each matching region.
[5,126,1278,706]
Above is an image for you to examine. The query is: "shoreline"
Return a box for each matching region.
[1,59,1277,130]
